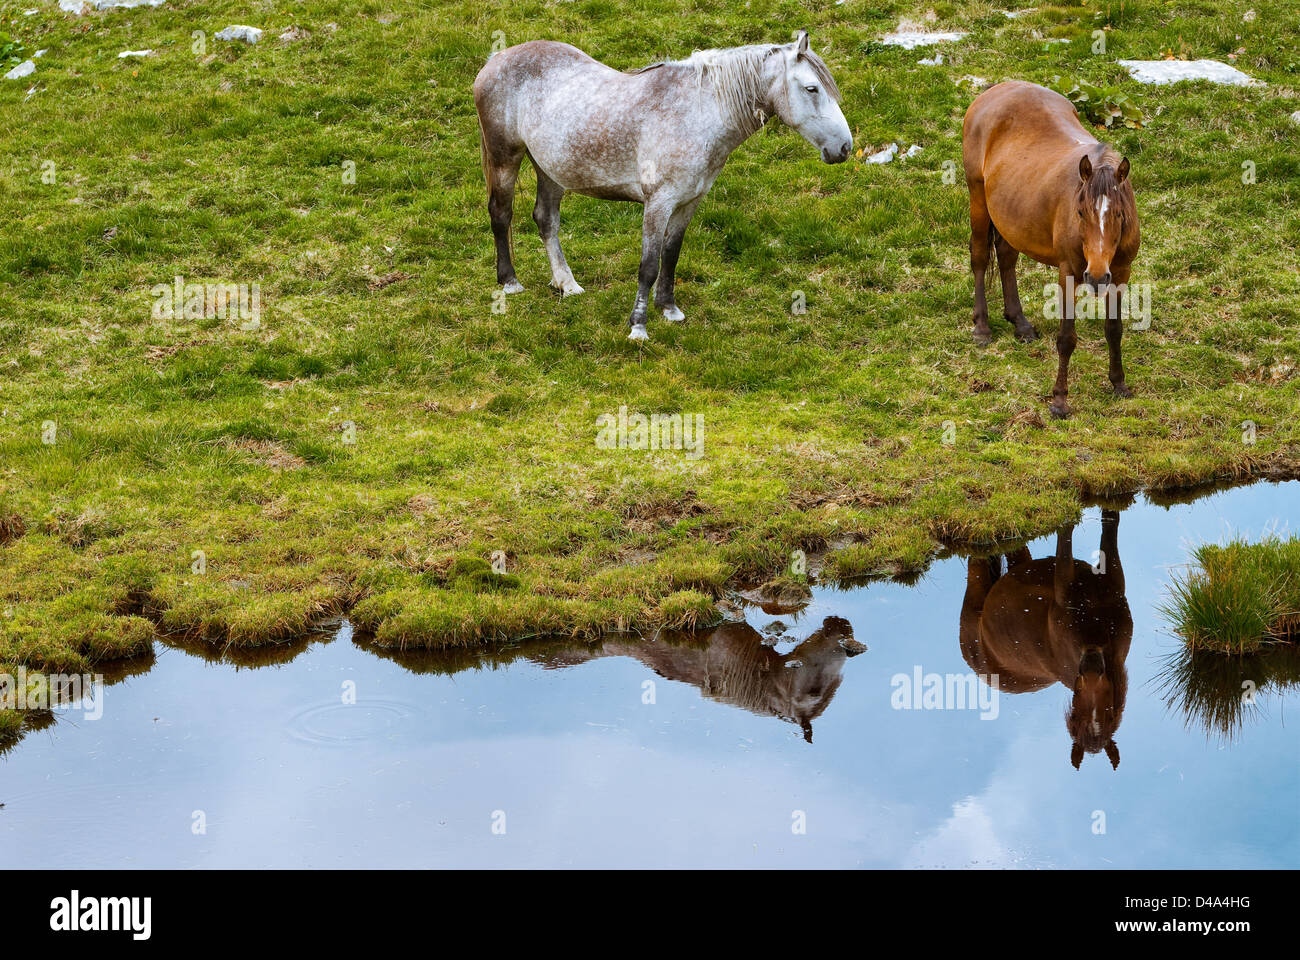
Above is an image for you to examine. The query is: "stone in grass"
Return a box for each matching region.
[4,60,36,80]
[881,31,967,50]
[216,25,264,45]
[1118,59,1262,87]
[59,0,165,12]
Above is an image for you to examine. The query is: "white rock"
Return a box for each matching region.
[4,60,35,80]
[1290,109,1300,125]
[118,49,154,58]
[34,49,47,57]
[23,8,39,14]
[917,54,943,66]
[60,0,164,11]
[1118,59,1262,86]
[866,143,899,164]
[903,144,923,158]
[215,25,263,44]
[882,31,967,50]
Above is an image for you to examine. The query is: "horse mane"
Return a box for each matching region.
[635,42,841,134]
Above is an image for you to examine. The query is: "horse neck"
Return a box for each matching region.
[677,47,781,147]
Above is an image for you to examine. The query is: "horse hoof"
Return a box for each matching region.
[558,279,584,297]
[972,329,993,347]
[628,324,649,341]
[502,280,524,295]
[661,305,685,322]
[1112,383,1134,398]
[1016,325,1040,343]
[1049,403,1071,420]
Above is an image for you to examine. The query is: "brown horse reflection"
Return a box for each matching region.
[536,616,861,743]
[960,510,1132,769]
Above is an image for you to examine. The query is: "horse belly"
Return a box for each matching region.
[984,173,1059,266]
[520,81,645,200]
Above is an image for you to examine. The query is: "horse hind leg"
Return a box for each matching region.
[994,231,1039,342]
[482,131,525,294]
[968,185,994,346]
[532,164,582,296]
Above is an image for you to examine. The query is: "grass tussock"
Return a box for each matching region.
[1163,537,1300,654]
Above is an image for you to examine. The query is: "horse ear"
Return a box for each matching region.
[1078,154,1093,181]
[1105,739,1121,770]
[1116,157,1130,183]
[1070,742,1084,769]
[795,30,810,56]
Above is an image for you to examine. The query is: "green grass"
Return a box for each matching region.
[1163,536,1300,653]
[1,0,1298,668]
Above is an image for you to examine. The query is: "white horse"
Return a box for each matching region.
[473,31,851,340]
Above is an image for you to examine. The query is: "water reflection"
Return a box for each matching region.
[960,509,1132,770]
[362,616,865,743]
[0,652,155,756]
[0,490,1294,768]
[1158,644,1300,743]
[543,617,863,743]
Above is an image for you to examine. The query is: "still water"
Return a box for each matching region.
[1,482,1296,868]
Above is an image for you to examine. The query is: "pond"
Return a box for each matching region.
[1,481,1296,868]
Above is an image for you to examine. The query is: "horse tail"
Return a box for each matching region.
[477,115,494,199]
[987,221,1002,301]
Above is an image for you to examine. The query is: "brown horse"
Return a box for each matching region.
[963,80,1140,418]
[959,510,1132,770]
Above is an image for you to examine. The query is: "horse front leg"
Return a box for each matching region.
[654,197,702,323]
[1050,264,1078,419]
[628,196,674,341]
[1104,265,1132,398]
[1098,508,1124,591]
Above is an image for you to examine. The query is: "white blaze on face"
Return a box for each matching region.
[1097,194,1110,238]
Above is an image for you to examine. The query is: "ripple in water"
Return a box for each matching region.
[286,698,416,746]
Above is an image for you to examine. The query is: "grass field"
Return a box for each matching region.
[1,0,1298,671]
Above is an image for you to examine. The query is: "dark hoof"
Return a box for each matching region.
[1112,383,1134,399]
[972,328,993,346]
[1015,324,1040,343]
[1049,402,1071,420]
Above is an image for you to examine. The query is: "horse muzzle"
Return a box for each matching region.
[822,140,851,164]
[1083,270,1112,293]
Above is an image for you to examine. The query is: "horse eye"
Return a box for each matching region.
[804,85,818,94]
